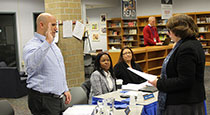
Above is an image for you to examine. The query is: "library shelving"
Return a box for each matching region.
[107,11,210,66]
[122,19,138,48]
[106,18,139,50]
[194,12,210,57]
[137,15,169,44]
[137,16,147,46]
[106,18,122,50]
[136,12,210,65]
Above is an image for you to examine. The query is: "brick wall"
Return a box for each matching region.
[44,0,85,87]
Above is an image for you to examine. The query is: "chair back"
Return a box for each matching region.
[0,67,27,98]
[65,87,88,108]
[84,54,92,66]
[0,100,14,115]
[0,61,7,67]
[81,79,91,99]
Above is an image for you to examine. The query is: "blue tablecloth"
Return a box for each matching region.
[141,101,157,115]
[92,96,207,115]
[92,96,158,115]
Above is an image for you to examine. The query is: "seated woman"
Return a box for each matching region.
[89,52,116,104]
[114,47,146,85]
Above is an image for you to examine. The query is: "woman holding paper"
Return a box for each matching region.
[89,52,116,104]
[114,47,146,84]
[149,14,206,115]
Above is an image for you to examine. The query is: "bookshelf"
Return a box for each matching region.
[137,16,147,46]
[195,12,210,56]
[106,18,139,50]
[137,12,210,65]
[137,15,169,44]
[107,11,210,65]
[122,19,138,48]
[106,18,122,50]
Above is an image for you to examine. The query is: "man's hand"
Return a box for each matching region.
[64,91,71,104]
[45,23,54,44]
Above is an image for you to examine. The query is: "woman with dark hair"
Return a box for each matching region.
[88,52,116,104]
[114,47,146,85]
[149,14,206,115]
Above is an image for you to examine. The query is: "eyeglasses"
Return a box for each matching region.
[123,52,132,55]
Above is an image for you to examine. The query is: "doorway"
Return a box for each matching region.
[0,13,18,68]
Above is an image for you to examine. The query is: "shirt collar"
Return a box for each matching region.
[103,70,110,77]
[148,24,152,27]
[34,32,46,42]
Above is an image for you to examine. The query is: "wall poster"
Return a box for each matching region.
[92,33,100,42]
[91,22,98,30]
[121,0,137,19]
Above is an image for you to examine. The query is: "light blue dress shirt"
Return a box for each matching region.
[23,32,68,95]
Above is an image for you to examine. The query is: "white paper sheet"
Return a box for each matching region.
[63,105,96,115]
[122,81,153,91]
[73,21,85,40]
[63,20,73,38]
[127,67,157,81]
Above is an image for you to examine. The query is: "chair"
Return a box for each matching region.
[84,54,94,78]
[0,67,27,98]
[64,87,88,108]
[81,79,91,99]
[0,100,14,115]
[0,61,7,67]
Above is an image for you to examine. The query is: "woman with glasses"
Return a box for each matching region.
[89,52,116,104]
[149,14,206,115]
[114,47,146,85]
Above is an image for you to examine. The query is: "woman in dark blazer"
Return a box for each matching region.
[114,47,146,84]
[89,52,116,104]
[149,14,206,115]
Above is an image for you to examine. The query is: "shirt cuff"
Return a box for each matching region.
[41,40,50,51]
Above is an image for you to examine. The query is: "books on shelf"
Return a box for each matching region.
[197,16,210,23]
[123,36,134,41]
[124,42,133,47]
[108,22,121,28]
[123,21,137,27]
[109,38,121,44]
[157,28,168,34]
[109,30,120,36]
[124,29,137,34]
[157,19,167,25]
[198,26,209,32]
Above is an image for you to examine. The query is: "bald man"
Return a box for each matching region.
[143,16,161,46]
[23,13,71,115]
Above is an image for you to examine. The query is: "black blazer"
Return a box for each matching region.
[157,37,206,105]
[114,61,146,85]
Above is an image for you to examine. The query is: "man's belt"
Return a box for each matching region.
[28,88,64,99]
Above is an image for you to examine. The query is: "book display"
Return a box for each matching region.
[106,18,122,50]
[122,19,138,48]
[107,19,139,49]
[107,11,210,65]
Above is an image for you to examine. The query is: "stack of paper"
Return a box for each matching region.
[63,105,96,115]
[122,81,152,91]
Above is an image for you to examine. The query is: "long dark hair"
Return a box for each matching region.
[118,47,135,63]
[94,52,115,79]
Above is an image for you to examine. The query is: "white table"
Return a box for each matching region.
[63,105,142,115]
[63,90,158,115]
[95,90,158,105]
